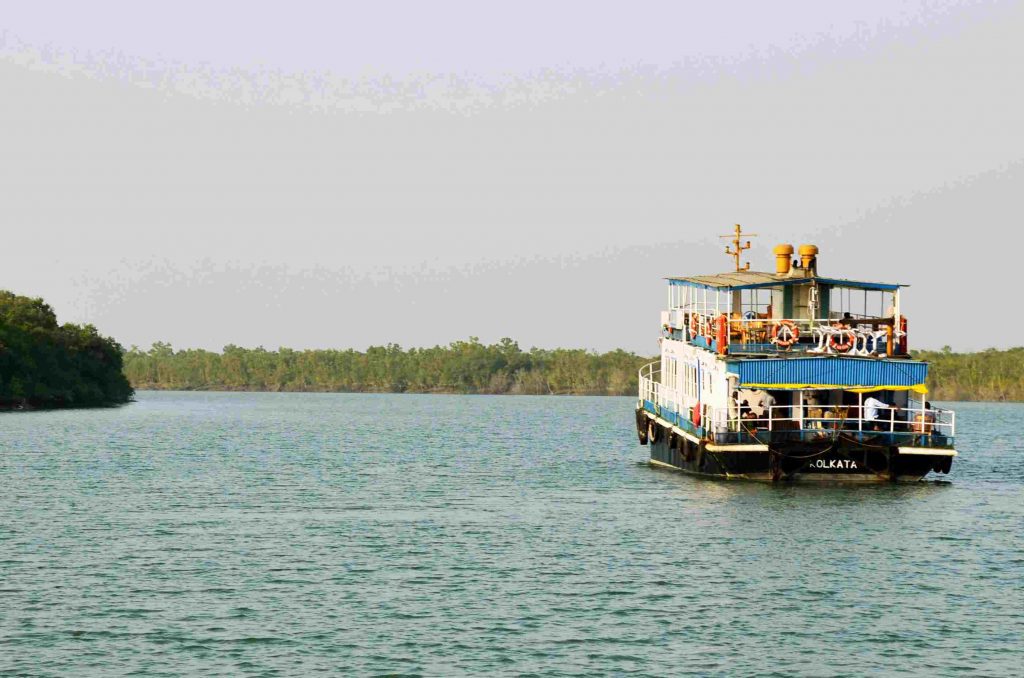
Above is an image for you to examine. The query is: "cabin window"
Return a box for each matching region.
[738,288,774,318]
[683,363,698,401]
[829,288,895,320]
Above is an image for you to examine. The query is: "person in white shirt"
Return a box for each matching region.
[863,396,900,430]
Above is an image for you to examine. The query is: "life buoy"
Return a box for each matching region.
[771,321,800,348]
[689,313,699,339]
[829,328,856,353]
[692,403,701,426]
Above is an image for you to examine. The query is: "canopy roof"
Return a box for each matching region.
[667,270,903,291]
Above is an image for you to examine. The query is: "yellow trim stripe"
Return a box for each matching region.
[742,383,928,394]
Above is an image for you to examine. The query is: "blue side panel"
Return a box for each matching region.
[643,400,705,438]
[733,357,928,387]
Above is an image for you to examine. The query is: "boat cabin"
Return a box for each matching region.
[660,244,908,358]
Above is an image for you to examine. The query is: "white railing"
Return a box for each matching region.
[666,312,907,356]
[638,361,955,441]
[637,362,682,415]
[638,362,659,406]
[719,403,955,437]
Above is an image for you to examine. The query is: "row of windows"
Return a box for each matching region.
[665,356,701,402]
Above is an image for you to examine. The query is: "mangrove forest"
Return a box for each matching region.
[0,291,134,408]
[122,339,1024,401]
[123,338,648,395]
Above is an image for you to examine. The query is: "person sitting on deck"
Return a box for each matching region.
[735,389,759,428]
[837,312,854,328]
[863,395,900,431]
[742,389,776,427]
[912,402,936,435]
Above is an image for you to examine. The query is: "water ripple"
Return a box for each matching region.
[0,393,1021,676]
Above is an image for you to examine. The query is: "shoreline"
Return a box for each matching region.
[0,400,131,412]
[125,386,1021,403]
[127,385,632,397]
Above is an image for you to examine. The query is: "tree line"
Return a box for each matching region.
[122,340,1024,401]
[3,284,1015,405]
[122,338,651,395]
[0,291,134,408]
[912,346,1024,402]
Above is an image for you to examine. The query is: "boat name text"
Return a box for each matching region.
[813,459,858,470]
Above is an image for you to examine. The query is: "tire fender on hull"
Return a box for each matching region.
[648,419,662,444]
[635,409,649,445]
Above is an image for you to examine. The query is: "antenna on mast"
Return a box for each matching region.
[720,224,757,272]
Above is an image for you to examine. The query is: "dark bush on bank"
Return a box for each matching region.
[0,291,134,408]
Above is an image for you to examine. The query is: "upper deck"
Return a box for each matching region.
[660,245,910,360]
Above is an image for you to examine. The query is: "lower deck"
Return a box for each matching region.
[637,409,955,482]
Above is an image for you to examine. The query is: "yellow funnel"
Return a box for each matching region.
[799,244,819,270]
[774,244,794,274]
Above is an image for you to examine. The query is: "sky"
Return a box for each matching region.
[1,0,1022,354]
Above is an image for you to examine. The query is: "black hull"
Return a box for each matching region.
[637,409,953,483]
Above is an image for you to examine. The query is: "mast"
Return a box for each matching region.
[720,224,757,272]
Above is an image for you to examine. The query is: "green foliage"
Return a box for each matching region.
[0,291,134,408]
[914,346,1024,401]
[123,338,655,395]
[123,340,1024,401]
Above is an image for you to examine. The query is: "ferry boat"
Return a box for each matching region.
[636,226,957,482]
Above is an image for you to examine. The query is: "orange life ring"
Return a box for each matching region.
[715,314,728,355]
[829,329,856,353]
[689,313,699,338]
[771,321,800,348]
[692,403,701,426]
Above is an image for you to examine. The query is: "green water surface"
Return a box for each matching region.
[1,393,1021,676]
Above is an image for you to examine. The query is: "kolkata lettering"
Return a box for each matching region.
[812,459,858,470]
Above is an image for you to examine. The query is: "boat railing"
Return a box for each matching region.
[720,404,953,435]
[637,362,683,414]
[670,312,906,356]
[638,362,659,406]
[637,368,955,446]
[707,403,954,446]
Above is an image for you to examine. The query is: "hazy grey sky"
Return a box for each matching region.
[1,1,1021,353]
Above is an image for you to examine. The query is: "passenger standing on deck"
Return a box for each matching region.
[761,390,777,424]
[863,395,900,430]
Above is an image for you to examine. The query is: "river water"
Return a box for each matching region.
[1,393,1021,676]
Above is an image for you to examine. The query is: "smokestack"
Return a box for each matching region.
[799,244,819,274]
[774,244,794,275]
